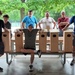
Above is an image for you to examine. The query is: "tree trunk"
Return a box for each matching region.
[20,0,25,21]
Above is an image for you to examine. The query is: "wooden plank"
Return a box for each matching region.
[63,29,73,52]
[2,31,11,52]
[39,32,47,52]
[50,29,59,52]
[15,32,23,52]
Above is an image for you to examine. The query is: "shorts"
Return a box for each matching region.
[73,36,75,46]
[23,47,35,55]
[0,41,4,55]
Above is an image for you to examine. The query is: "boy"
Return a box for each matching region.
[19,25,41,72]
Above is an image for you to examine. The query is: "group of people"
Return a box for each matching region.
[21,10,70,36]
[21,10,75,71]
[0,10,75,72]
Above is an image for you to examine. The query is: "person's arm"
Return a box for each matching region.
[1,20,8,32]
[52,18,56,29]
[9,22,11,29]
[59,22,69,26]
[21,16,26,29]
[21,22,24,29]
[62,23,70,31]
[38,19,43,29]
[58,18,61,25]
[58,17,69,27]
[62,16,74,31]
[53,21,56,29]
[58,18,65,27]
[38,22,42,29]
[34,16,38,29]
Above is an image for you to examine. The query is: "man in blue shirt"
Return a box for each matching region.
[21,10,37,29]
[62,16,75,66]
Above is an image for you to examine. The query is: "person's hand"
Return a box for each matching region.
[18,29,23,33]
[5,28,9,32]
[62,28,66,31]
[39,29,43,33]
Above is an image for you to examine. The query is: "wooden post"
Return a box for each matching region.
[2,31,11,52]
[15,32,23,52]
[50,29,59,52]
[39,32,47,52]
[63,29,73,52]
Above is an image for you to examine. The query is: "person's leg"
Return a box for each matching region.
[21,49,34,72]
[0,55,3,72]
[21,49,34,53]
[30,52,34,65]
[47,32,50,37]
[59,29,63,37]
[21,49,34,64]
[0,41,4,72]
[70,46,75,66]
[21,49,41,58]
[70,36,75,66]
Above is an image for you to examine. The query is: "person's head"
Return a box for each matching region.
[28,25,33,31]
[45,12,50,18]
[3,14,9,22]
[0,10,2,16]
[28,10,33,17]
[61,10,65,17]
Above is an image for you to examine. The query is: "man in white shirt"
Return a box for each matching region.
[39,11,56,29]
[38,12,56,36]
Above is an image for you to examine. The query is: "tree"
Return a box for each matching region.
[0,0,75,21]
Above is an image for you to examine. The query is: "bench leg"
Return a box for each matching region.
[6,53,13,65]
[60,53,66,66]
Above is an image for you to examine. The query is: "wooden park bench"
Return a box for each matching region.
[2,29,73,66]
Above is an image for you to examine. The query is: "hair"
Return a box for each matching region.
[28,24,33,28]
[0,10,2,15]
[28,10,33,12]
[61,10,65,14]
[3,14,9,18]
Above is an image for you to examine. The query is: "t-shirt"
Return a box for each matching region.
[4,21,11,29]
[58,17,69,29]
[23,29,38,49]
[22,16,37,28]
[39,17,55,29]
[0,19,4,42]
[69,16,75,34]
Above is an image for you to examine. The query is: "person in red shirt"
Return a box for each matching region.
[58,11,69,36]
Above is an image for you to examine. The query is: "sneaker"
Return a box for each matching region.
[0,67,3,72]
[29,65,33,72]
[37,50,41,58]
[70,59,74,66]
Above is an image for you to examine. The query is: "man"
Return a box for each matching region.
[0,11,8,72]
[62,16,75,66]
[19,25,41,72]
[39,11,56,36]
[3,14,11,29]
[3,14,12,37]
[21,10,37,29]
[58,10,69,36]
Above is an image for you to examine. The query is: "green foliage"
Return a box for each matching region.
[0,0,75,21]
